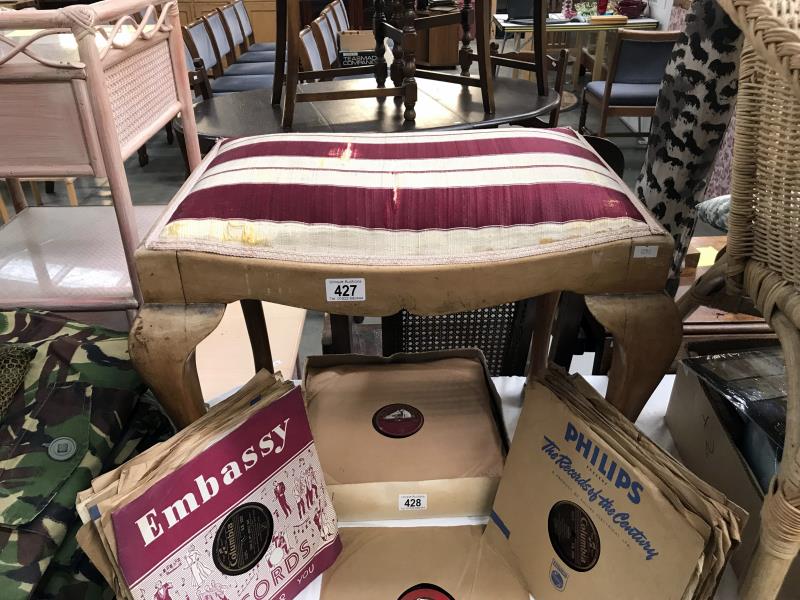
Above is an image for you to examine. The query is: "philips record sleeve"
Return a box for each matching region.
[487,370,745,600]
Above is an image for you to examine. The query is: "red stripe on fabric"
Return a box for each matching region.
[168,182,645,229]
[211,135,601,167]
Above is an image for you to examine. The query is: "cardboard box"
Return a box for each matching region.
[303,350,508,521]
[319,370,743,599]
[338,30,377,67]
[666,361,799,598]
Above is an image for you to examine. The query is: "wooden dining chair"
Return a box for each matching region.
[231,0,277,52]
[578,29,680,137]
[203,10,275,76]
[299,25,325,73]
[311,10,339,69]
[383,0,495,114]
[330,0,350,30]
[217,3,277,63]
[183,19,273,93]
[273,0,407,128]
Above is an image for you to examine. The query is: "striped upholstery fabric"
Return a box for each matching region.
[146,128,663,266]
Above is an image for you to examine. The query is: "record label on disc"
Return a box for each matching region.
[398,583,456,600]
[547,500,601,572]
[372,403,424,438]
[212,502,274,575]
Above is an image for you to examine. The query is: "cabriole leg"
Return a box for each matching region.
[129,303,225,428]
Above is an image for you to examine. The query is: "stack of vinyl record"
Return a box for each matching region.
[75,371,341,600]
[487,369,746,599]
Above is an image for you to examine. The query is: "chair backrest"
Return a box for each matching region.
[322,5,341,37]
[233,0,254,40]
[331,0,349,30]
[722,11,800,312]
[219,4,246,52]
[204,10,235,66]
[381,301,537,376]
[311,13,338,67]
[610,29,680,85]
[184,19,220,76]
[300,25,324,72]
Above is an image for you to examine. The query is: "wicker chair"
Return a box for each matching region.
[678,0,800,596]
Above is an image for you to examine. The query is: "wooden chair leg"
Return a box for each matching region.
[129,303,225,428]
[328,314,353,354]
[45,181,55,194]
[29,181,43,206]
[7,178,27,213]
[528,292,560,378]
[281,0,300,128]
[138,145,149,167]
[0,190,9,224]
[579,92,589,133]
[165,121,174,145]
[65,178,79,207]
[240,299,274,373]
[548,291,587,369]
[585,293,681,421]
[272,0,287,105]
[401,0,417,121]
[598,112,608,137]
[740,311,800,600]
[458,0,473,76]
[474,0,495,114]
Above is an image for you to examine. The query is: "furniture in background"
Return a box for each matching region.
[183,16,273,93]
[579,29,680,137]
[174,0,276,46]
[174,75,560,149]
[676,0,800,593]
[492,14,659,88]
[10,178,80,208]
[310,6,339,68]
[275,0,496,127]
[0,0,202,318]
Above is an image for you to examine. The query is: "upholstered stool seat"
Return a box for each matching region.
[133,128,681,427]
[584,81,662,106]
[146,128,663,266]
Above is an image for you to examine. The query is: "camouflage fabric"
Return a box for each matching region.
[0,344,37,421]
[34,395,175,600]
[0,310,145,599]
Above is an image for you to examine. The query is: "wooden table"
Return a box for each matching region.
[493,14,660,87]
[174,75,560,147]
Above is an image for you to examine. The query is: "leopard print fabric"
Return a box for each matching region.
[635,0,742,288]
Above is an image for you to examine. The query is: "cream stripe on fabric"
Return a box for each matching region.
[152,218,654,266]
[215,128,587,153]
[199,152,615,179]
[190,165,627,194]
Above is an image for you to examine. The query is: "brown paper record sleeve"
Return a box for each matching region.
[303,350,508,519]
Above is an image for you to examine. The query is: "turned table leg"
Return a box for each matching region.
[129,303,225,428]
[401,0,417,120]
[585,293,681,421]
